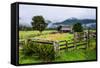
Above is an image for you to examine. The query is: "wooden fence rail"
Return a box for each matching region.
[19,39,87,51]
[19,33,96,54]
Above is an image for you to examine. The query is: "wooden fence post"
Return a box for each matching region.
[65,41,68,51]
[74,32,77,49]
[53,41,59,57]
[86,28,90,50]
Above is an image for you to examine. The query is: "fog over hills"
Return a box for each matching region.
[19,4,96,28]
[19,17,96,29]
[19,18,32,27]
[47,18,96,29]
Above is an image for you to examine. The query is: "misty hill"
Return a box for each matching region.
[19,17,96,29]
[19,19,32,27]
[53,18,96,25]
[47,18,96,29]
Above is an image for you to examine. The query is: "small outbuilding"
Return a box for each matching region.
[58,25,72,33]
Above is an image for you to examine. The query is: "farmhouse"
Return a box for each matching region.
[59,25,72,32]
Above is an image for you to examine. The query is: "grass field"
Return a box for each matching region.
[19,30,74,43]
[19,30,56,39]
[19,49,96,64]
[19,30,96,64]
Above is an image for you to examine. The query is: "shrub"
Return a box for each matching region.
[73,23,83,32]
[77,32,84,42]
[22,39,55,62]
[38,43,55,61]
[22,39,33,56]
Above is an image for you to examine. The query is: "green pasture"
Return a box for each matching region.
[19,30,73,42]
[19,49,96,64]
[19,30,56,39]
[19,30,96,64]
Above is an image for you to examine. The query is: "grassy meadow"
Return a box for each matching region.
[19,30,96,64]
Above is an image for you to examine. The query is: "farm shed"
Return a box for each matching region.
[59,25,72,32]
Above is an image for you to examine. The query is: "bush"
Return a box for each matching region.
[22,39,55,62]
[37,43,55,61]
[77,32,84,42]
[22,39,33,56]
[73,23,83,32]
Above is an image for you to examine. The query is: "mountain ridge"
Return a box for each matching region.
[53,18,96,25]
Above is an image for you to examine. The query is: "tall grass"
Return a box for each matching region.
[19,30,96,64]
[20,39,55,63]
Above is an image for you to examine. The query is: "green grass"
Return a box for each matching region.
[19,30,56,39]
[19,30,96,64]
[34,33,74,42]
[19,50,42,64]
[19,30,73,42]
[19,49,96,64]
[55,49,96,62]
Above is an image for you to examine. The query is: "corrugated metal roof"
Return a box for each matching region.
[60,25,72,30]
[61,28,71,30]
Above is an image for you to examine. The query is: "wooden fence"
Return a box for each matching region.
[19,38,87,52]
[19,31,96,55]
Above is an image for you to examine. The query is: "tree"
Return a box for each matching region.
[57,25,62,32]
[72,23,83,45]
[72,23,83,32]
[31,16,47,33]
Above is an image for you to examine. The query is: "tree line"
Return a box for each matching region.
[19,15,83,33]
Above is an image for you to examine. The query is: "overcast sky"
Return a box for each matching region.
[19,4,96,25]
